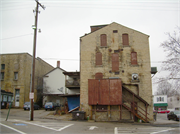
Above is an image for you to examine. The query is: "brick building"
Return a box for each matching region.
[0,53,54,108]
[80,22,153,122]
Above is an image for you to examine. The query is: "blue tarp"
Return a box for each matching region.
[67,96,80,111]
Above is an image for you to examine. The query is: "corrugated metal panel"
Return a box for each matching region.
[96,52,102,66]
[131,52,137,65]
[109,79,122,105]
[95,73,103,79]
[122,34,129,46]
[88,79,99,105]
[101,34,107,47]
[99,79,109,105]
[112,53,119,71]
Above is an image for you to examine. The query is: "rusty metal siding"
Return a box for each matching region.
[96,52,102,66]
[99,79,109,105]
[112,53,119,71]
[88,79,122,105]
[109,79,122,105]
[101,34,107,47]
[122,34,129,46]
[88,79,99,105]
[95,73,103,79]
[131,52,137,65]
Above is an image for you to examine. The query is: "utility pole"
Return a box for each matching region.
[30,0,45,121]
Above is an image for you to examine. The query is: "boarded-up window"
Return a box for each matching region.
[101,34,107,47]
[109,79,122,105]
[122,34,129,46]
[96,52,102,66]
[88,79,122,105]
[131,52,137,65]
[95,73,103,79]
[112,53,119,71]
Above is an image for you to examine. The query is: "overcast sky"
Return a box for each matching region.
[0,0,179,94]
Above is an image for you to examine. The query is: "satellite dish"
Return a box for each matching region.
[132,73,138,80]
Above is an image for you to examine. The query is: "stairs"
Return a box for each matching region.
[122,103,149,123]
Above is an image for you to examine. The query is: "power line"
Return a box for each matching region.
[0,33,33,40]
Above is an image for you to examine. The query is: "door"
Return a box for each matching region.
[15,89,20,107]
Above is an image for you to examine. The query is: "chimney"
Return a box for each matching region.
[57,61,60,68]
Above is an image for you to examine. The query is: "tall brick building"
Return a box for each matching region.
[80,22,153,122]
[0,53,54,108]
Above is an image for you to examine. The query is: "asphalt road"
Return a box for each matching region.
[0,109,180,134]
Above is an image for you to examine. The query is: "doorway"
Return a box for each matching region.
[15,89,20,107]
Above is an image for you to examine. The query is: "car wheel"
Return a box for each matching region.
[168,118,170,120]
[24,109,26,111]
[45,109,47,111]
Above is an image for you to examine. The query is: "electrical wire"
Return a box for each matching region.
[0,33,33,40]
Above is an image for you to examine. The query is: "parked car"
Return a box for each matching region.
[23,102,40,110]
[167,110,180,121]
[44,102,59,111]
[157,110,170,113]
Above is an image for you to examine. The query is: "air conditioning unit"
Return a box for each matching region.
[132,73,138,80]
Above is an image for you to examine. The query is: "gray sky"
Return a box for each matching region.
[0,0,180,94]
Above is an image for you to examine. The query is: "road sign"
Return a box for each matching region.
[29,93,34,99]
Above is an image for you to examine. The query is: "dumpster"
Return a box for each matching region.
[72,111,86,120]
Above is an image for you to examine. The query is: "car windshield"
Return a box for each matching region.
[45,102,52,105]
[174,111,180,114]
[25,102,30,105]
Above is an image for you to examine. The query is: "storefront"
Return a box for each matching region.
[1,90,13,109]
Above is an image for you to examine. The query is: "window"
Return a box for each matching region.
[95,73,103,79]
[122,33,129,46]
[96,52,102,66]
[8,96,12,102]
[131,52,138,65]
[1,64,5,70]
[100,34,107,47]
[3,95,7,101]
[14,72,18,80]
[112,53,119,71]
[0,72,4,80]
[113,30,118,33]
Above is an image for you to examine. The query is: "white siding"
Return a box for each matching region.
[153,95,167,104]
[43,68,66,94]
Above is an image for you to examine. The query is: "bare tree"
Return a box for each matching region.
[157,27,180,93]
[156,81,176,97]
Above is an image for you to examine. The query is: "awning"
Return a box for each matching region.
[154,103,168,107]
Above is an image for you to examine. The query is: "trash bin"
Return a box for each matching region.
[72,111,86,120]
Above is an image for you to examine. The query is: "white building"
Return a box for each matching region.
[167,95,180,110]
[43,61,66,106]
[153,95,168,110]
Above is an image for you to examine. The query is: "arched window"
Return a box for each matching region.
[122,33,129,46]
[100,34,107,47]
[95,72,103,79]
[131,52,137,65]
[96,52,102,66]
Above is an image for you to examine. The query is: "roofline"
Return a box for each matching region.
[43,67,66,77]
[80,22,150,38]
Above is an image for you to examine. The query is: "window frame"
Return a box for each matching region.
[100,34,107,47]
[96,52,102,66]
[0,72,4,80]
[14,72,18,80]
[122,33,129,46]
[1,64,5,70]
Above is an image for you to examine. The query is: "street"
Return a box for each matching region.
[0,109,180,134]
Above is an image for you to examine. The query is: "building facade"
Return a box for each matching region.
[80,22,153,122]
[153,95,168,110]
[167,95,180,110]
[0,53,54,108]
